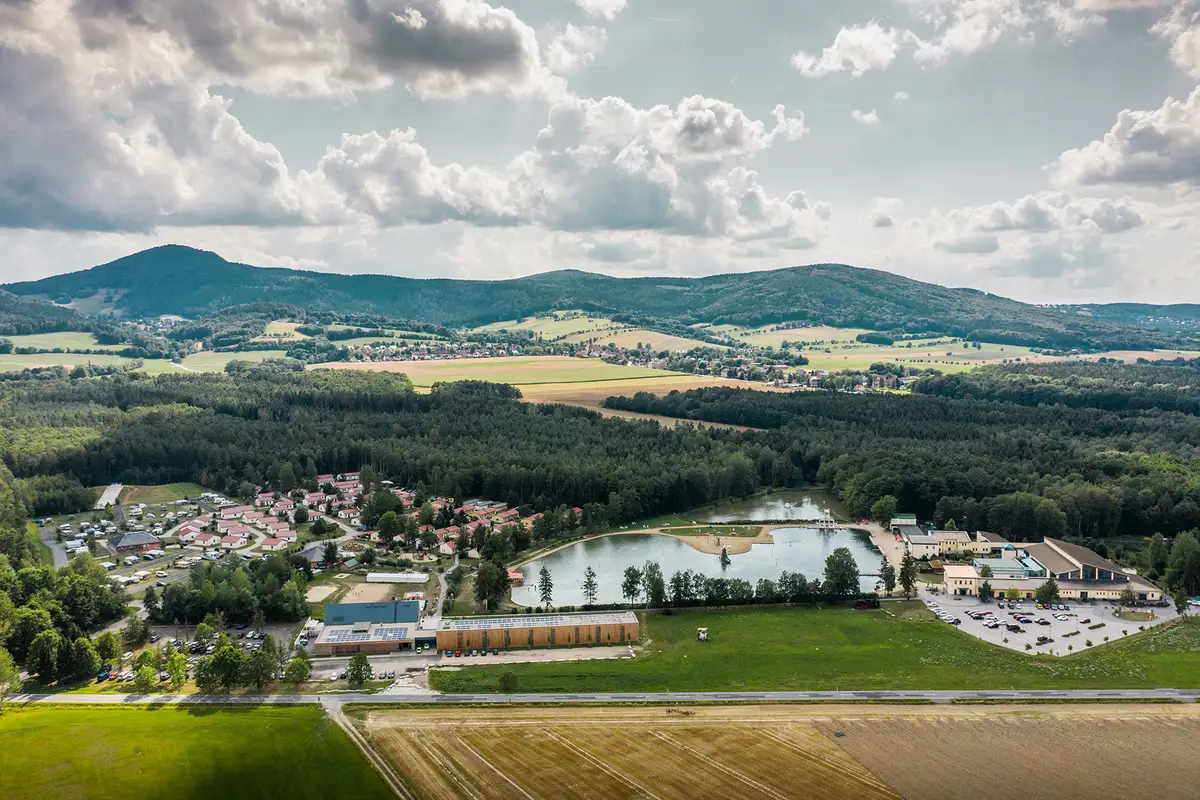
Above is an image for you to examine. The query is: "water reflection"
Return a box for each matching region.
[512,525,881,607]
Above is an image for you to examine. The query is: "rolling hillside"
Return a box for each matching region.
[5,245,1188,351]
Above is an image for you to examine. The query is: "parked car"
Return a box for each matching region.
[454,651,461,658]
[1080,618,1091,624]
[330,672,338,681]
[471,649,479,657]
[492,649,499,656]
[1036,618,1051,626]
[1006,624,1023,632]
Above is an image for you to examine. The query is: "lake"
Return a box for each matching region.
[695,489,847,523]
[512,526,882,607]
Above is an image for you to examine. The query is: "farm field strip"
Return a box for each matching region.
[363,705,1200,800]
[4,331,125,350]
[363,708,901,800]
[312,356,675,386]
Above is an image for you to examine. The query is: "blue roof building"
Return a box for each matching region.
[323,600,421,626]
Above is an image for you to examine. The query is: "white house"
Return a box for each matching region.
[261,538,286,552]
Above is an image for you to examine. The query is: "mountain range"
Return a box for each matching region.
[4,245,1193,351]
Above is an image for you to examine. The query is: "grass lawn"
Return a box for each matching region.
[429,605,1200,693]
[25,521,53,566]
[121,483,207,504]
[179,350,288,371]
[471,312,625,339]
[0,706,393,800]
[5,332,126,351]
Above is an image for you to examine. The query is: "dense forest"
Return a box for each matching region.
[914,362,1200,415]
[0,370,780,525]
[603,378,1200,549]
[6,245,1187,351]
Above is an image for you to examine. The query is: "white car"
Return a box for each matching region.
[330,672,339,681]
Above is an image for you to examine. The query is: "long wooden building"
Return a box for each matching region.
[436,611,639,651]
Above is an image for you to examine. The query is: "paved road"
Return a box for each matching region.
[14,688,1200,707]
[38,526,69,568]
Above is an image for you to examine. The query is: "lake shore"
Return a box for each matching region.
[510,526,779,567]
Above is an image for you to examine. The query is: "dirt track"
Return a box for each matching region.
[360,704,1200,800]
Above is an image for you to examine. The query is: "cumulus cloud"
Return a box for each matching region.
[1152,2,1200,79]
[574,0,628,20]
[1053,87,1200,188]
[793,1,1174,77]
[791,22,910,77]
[894,90,910,101]
[936,232,1001,253]
[0,45,330,232]
[851,109,881,126]
[546,24,607,74]
[869,197,905,228]
[23,0,557,99]
[933,192,1145,240]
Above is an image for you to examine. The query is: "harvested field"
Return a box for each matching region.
[313,356,668,386]
[518,374,787,427]
[362,705,898,800]
[823,711,1200,800]
[361,704,1200,800]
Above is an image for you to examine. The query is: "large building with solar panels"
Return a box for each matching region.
[435,611,639,652]
[312,600,423,655]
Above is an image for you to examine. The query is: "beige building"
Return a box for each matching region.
[940,538,1162,602]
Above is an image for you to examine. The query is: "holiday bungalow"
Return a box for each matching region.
[261,538,286,552]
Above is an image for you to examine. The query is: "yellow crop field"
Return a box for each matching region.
[312,356,671,387]
[252,320,309,341]
[361,704,1200,800]
[561,327,724,352]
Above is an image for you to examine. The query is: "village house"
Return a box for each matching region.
[439,540,457,556]
[220,534,248,550]
[272,498,295,513]
[255,492,275,507]
[275,529,298,542]
[192,532,220,548]
[316,474,335,485]
[260,538,286,552]
[177,528,202,543]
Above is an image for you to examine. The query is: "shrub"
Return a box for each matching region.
[1024,643,1032,651]
[1088,622,1106,630]
[1085,640,1093,647]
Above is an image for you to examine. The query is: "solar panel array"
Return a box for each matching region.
[319,625,411,644]
[441,612,637,632]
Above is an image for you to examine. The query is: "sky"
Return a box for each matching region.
[1,0,1198,304]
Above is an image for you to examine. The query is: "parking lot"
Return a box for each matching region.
[920,586,1181,655]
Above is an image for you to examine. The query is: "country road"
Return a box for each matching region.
[13,688,1200,707]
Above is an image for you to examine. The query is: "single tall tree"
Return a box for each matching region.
[870,495,899,525]
[621,566,643,605]
[1148,532,1170,575]
[899,552,918,599]
[323,540,339,567]
[347,653,371,685]
[0,647,21,714]
[1035,577,1060,604]
[823,547,860,599]
[581,566,599,606]
[537,565,554,608]
[879,556,896,597]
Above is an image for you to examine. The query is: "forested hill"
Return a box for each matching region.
[4,245,1183,351]
[0,290,84,335]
